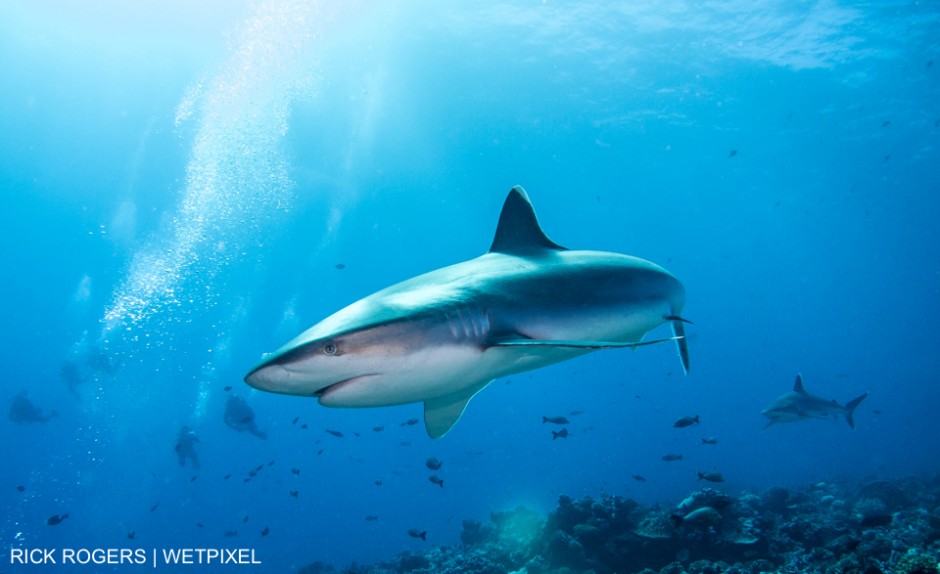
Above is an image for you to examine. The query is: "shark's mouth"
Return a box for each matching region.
[315,374,379,400]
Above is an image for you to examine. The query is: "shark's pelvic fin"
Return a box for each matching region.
[423,380,492,439]
[489,185,566,254]
[794,374,806,394]
[491,336,682,349]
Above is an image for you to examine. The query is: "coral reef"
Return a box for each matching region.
[303,475,940,574]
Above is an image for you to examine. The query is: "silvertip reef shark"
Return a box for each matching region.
[761,374,868,430]
[245,186,689,438]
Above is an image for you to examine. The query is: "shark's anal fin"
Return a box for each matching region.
[492,336,681,349]
[423,380,493,439]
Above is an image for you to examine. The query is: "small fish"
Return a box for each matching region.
[291,468,301,476]
[292,416,299,425]
[290,490,299,498]
[301,424,308,429]
[248,470,258,478]
[127,531,135,539]
[701,436,718,445]
[16,485,25,492]
[542,415,570,425]
[196,522,204,528]
[569,410,584,416]
[326,429,343,438]
[268,460,276,466]
[673,415,700,428]
[47,513,69,526]
[729,149,738,157]
[243,515,250,523]
[223,474,232,480]
[425,457,443,471]
[662,454,683,461]
[374,480,382,486]
[256,464,265,471]
[407,529,427,541]
[223,385,232,391]
[365,515,379,522]
[698,471,725,483]
[150,503,160,512]
[224,530,238,537]
[429,475,444,488]
[317,449,324,455]
[373,426,385,432]
[190,475,198,482]
[631,474,647,482]
[402,418,419,426]
[335,263,346,270]
[261,526,270,537]
[243,478,252,483]
[552,428,569,440]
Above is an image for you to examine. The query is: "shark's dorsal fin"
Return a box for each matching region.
[794,374,806,393]
[423,380,492,439]
[489,186,566,254]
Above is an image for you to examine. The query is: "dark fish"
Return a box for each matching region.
[429,475,444,488]
[407,529,427,541]
[248,470,258,478]
[542,416,570,425]
[317,449,324,455]
[291,468,301,475]
[402,418,419,426]
[373,426,385,432]
[673,415,700,428]
[551,428,569,440]
[292,416,299,425]
[729,149,738,157]
[47,513,69,526]
[374,480,382,486]
[243,478,252,483]
[701,436,718,445]
[223,473,232,480]
[127,531,135,539]
[662,454,683,461]
[16,485,25,492]
[698,471,725,483]
[631,474,647,482]
[353,432,360,437]
[150,503,160,512]
[196,522,204,528]
[569,410,584,416]
[223,386,232,391]
[335,263,346,270]
[425,457,443,470]
[365,515,379,522]
[224,530,238,537]
[190,475,198,482]
[326,429,343,438]
[301,424,308,429]
[881,120,891,127]
[261,526,270,537]
[243,515,250,523]
[256,464,265,471]
[290,490,299,498]
[268,460,276,467]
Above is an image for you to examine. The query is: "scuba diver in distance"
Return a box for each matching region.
[175,426,201,470]
[9,391,58,423]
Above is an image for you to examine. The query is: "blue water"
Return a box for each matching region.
[2,1,938,571]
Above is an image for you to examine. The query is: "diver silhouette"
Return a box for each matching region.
[175,426,201,469]
[8,392,58,424]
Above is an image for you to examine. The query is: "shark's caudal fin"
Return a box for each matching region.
[844,392,869,429]
[668,317,690,374]
[423,380,492,439]
[489,186,566,254]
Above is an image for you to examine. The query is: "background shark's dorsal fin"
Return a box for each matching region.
[489,185,566,254]
[794,374,806,393]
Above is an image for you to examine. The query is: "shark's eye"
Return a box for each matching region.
[323,342,337,356]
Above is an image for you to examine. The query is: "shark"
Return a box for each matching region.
[761,374,868,429]
[245,185,689,438]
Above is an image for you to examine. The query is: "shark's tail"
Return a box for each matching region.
[666,315,691,374]
[844,393,869,429]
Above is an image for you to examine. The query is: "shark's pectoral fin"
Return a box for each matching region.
[423,380,493,439]
[491,336,682,349]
